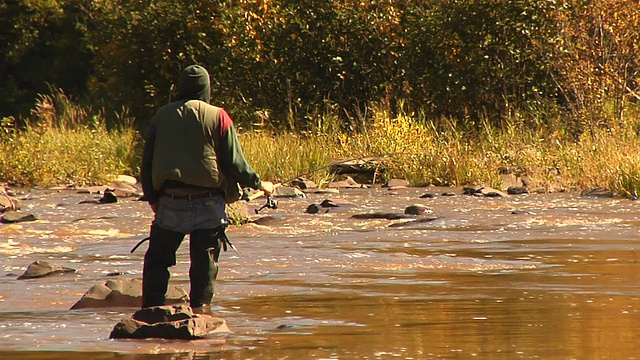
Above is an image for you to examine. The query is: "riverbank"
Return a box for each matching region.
[2,96,640,197]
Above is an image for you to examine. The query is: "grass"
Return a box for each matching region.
[0,90,139,188]
[2,91,640,199]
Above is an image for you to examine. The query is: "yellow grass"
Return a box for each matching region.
[2,93,640,198]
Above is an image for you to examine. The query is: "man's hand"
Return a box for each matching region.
[259,181,275,196]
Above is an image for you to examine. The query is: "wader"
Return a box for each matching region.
[141,191,228,309]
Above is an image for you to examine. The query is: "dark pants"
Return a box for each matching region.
[142,224,222,308]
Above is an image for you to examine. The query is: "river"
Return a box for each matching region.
[1,185,639,359]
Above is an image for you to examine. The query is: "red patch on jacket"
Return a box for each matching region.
[219,109,233,137]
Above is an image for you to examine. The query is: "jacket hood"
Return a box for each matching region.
[177,65,211,103]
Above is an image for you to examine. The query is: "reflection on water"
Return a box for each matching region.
[1,187,640,359]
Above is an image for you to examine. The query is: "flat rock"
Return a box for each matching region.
[328,176,367,189]
[1,211,38,223]
[273,186,306,198]
[251,215,289,226]
[304,188,340,195]
[388,217,440,228]
[17,260,76,280]
[70,278,188,309]
[352,212,411,220]
[580,187,616,198]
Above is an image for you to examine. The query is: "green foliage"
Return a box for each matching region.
[403,1,561,123]
[0,0,93,121]
[1,0,639,137]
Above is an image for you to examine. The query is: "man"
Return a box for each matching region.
[139,64,274,311]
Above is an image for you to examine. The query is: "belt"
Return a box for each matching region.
[163,191,216,200]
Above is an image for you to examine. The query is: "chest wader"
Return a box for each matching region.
[141,224,223,309]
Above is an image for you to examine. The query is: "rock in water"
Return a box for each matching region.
[1,211,37,223]
[70,278,188,309]
[404,204,432,215]
[17,260,76,280]
[305,204,321,214]
[109,304,230,340]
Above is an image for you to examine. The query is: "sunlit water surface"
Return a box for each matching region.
[1,186,639,359]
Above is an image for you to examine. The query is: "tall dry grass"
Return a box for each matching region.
[0,89,140,187]
[2,92,640,198]
[246,103,640,197]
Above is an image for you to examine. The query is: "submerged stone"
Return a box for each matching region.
[388,217,440,228]
[352,212,410,220]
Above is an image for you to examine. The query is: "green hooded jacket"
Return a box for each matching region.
[140,65,262,205]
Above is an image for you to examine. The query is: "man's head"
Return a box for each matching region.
[178,65,211,103]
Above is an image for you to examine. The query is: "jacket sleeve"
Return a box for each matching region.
[140,122,160,205]
[216,111,262,189]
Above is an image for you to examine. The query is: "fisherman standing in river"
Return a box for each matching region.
[139,64,274,312]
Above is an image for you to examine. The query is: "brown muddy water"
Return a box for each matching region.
[1,186,640,360]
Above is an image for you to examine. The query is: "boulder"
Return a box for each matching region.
[109,304,230,340]
[404,204,433,215]
[107,181,143,198]
[290,178,317,189]
[320,199,339,208]
[17,260,76,280]
[328,176,367,189]
[305,204,322,214]
[507,186,528,195]
[70,278,188,310]
[273,186,306,198]
[1,211,38,223]
[108,174,138,185]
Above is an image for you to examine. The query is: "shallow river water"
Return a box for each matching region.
[1,185,639,360]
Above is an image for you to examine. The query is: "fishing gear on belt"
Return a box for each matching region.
[130,228,238,254]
